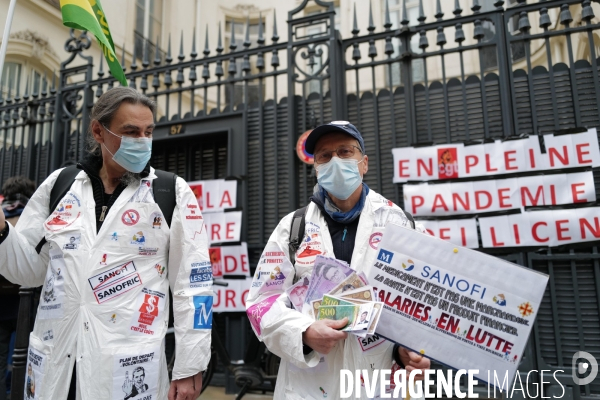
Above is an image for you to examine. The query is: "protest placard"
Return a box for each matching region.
[392,128,600,182]
[187,179,237,213]
[203,211,242,244]
[403,171,596,216]
[367,223,548,384]
[213,277,252,312]
[209,243,250,277]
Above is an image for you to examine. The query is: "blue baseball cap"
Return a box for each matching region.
[305,121,365,156]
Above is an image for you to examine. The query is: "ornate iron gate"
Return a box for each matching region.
[1,0,599,398]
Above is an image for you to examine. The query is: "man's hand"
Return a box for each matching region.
[398,347,430,381]
[302,318,348,355]
[168,372,202,400]
[122,371,133,396]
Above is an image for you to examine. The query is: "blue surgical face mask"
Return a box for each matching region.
[102,126,152,173]
[315,156,364,200]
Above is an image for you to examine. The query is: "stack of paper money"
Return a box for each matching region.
[285,255,383,337]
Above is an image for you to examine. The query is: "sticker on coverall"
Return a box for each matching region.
[295,222,324,266]
[113,348,159,400]
[357,334,387,352]
[88,261,143,304]
[129,230,148,246]
[252,243,293,296]
[149,212,163,229]
[122,210,141,226]
[63,233,81,250]
[130,288,166,336]
[42,330,54,341]
[192,296,213,329]
[128,230,158,256]
[189,261,213,289]
[38,250,67,319]
[24,347,44,400]
[246,294,279,336]
[44,191,82,231]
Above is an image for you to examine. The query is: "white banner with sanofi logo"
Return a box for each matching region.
[366,224,548,385]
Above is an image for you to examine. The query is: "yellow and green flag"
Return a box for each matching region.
[59,0,128,86]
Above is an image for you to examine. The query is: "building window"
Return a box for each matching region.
[1,62,51,99]
[31,70,41,94]
[386,0,423,87]
[1,62,21,98]
[224,16,266,107]
[478,0,525,69]
[134,0,164,61]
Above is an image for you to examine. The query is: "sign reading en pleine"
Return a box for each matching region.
[392,129,600,182]
[367,223,548,385]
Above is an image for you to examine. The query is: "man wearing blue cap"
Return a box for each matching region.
[246,121,430,399]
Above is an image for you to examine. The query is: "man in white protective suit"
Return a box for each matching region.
[0,87,212,400]
[246,121,431,399]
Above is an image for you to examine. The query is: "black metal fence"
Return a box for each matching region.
[1,0,600,398]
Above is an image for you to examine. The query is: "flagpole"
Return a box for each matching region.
[0,0,18,85]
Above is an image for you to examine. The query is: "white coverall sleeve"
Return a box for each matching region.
[245,212,320,369]
[0,169,62,287]
[388,200,428,234]
[168,177,213,380]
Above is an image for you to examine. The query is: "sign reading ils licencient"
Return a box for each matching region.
[367,223,548,385]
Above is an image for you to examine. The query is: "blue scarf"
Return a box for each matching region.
[313,183,369,224]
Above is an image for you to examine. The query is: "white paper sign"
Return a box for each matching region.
[416,218,479,248]
[479,207,600,247]
[393,129,600,182]
[212,277,252,312]
[209,243,250,277]
[203,211,242,244]
[403,171,596,216]
[187,179,237,213]
[222,243,250,275]
[367,224,548,385]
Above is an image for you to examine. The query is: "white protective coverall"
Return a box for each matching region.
[0,167,212,400]
[246,189,426,399]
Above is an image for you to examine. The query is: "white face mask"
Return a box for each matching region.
[102,126,152,173]
[315,157,364,200]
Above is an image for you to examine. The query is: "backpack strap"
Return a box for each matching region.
[404,210,416,230]
[49,166,80,214]
[35,166,80,254]
[288,206,308,266]
[152,169,177,228]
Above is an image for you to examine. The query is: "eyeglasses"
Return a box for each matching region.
[314,144,363,164]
